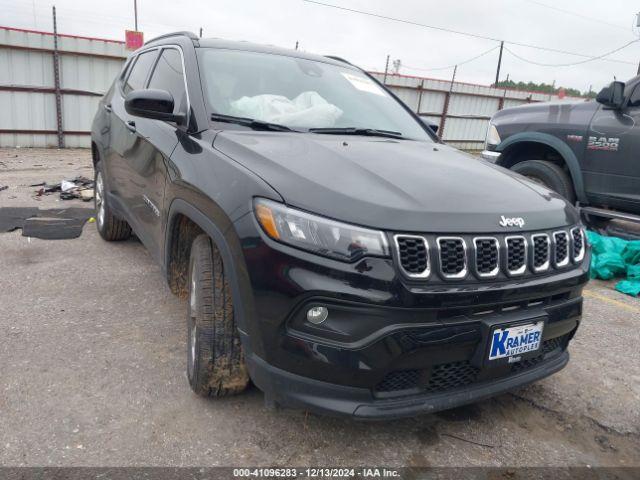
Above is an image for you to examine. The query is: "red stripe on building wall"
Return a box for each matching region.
[0,25,125,45]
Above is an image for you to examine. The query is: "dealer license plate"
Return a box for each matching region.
[488,321,544,360]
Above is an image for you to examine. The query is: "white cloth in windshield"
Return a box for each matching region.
[230,91,343,128]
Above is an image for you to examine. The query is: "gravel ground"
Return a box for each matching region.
[0,148,639,468]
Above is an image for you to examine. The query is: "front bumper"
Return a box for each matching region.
[247,349,569,419]
[232,212,589,418]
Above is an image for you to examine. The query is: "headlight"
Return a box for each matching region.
[254,198,389,262]
[486,124,501,146]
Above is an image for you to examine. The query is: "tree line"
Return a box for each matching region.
[492,79,597,99]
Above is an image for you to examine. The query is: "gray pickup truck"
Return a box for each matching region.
[482,77,640,226]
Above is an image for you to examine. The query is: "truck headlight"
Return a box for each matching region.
[486,124,501,146]
[254,198,389,262]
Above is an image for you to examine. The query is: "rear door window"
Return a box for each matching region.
[148,48,187,114]
[123,50,158,95]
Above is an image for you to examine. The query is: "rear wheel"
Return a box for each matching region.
[187,234,249,397]
[511,160,576,204]
[94,162,131,241]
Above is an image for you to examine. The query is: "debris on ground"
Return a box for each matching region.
[33,176,94,201]
[0,185,8,192]
[0,207,94,240]
[587,230,640,297]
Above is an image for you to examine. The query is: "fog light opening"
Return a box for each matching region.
[307,306,328,324]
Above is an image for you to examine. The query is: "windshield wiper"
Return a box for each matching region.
[308,127,404,139]
[210,113,295,132]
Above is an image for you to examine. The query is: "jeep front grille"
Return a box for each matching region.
[393,227,584,282]
[437,237,467,278]
[553,231,569,267]
[506,236,527,275]
[395,235,430,278]
[531,234,550,272]
[571,227,585,262]
[474,237,499,277]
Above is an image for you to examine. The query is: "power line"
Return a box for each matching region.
[302,0,637,66]
[520,0,629,32]
[505,40,639,67]
[402,46,499,72]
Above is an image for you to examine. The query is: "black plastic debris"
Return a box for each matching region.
[0,207,40,232]
[33,176,94,201]
[0,207,94,240]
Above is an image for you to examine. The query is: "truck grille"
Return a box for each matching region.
[394,227,584,282]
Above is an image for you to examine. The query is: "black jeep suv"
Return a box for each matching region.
[91,31,589,419]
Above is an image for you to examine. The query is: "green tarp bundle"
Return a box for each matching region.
[587,230,640,297]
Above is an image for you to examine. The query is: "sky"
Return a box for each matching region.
[3,0,640,93]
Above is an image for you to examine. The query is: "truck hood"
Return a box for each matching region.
[214,131,579,233]
[492,99,599,124]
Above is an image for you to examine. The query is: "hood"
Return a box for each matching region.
[493,99,599,124]
[214,132,579,233]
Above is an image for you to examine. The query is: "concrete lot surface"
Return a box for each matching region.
[0,148,639,467]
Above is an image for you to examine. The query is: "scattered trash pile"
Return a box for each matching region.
[587,230,640,297]
[32,176,94,201]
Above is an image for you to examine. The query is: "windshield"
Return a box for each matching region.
[197,48,433,141]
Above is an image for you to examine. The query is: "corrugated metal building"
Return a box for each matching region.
[370,72,586,151]
[0,26,126,147]
[0,26,587,150]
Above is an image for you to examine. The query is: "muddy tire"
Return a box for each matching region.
[511,160,576,204]
[94,162,131,241]
[187,234,249,397]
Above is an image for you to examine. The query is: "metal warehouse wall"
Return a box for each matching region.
[371,72,586,151]
[0,25,588,150]
[0,26,126,148]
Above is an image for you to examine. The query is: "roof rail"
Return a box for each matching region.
[145,31,198,45]
[324,55,353,65]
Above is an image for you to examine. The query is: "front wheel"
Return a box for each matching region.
[187,234,249,397]
[94,162,131,241]
[511,160,576,204]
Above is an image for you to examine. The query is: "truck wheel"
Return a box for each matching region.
[187,234,249,397]
[511,160,576,204]
[94,163,132,241]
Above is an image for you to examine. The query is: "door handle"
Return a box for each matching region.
[104,104,112,112]
[126,121,136,133]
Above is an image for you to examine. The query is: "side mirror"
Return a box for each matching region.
[124,89,185,124]
[420,116,439,134]
[596,81,625,109]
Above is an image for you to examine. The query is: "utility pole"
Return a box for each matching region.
[495,40,504,86]
[134,0,138,31]
[52,6,64,148]
[636,13,640,74]
[383,54,390,84]
[438,65,457,139]
[199,27,203,38]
